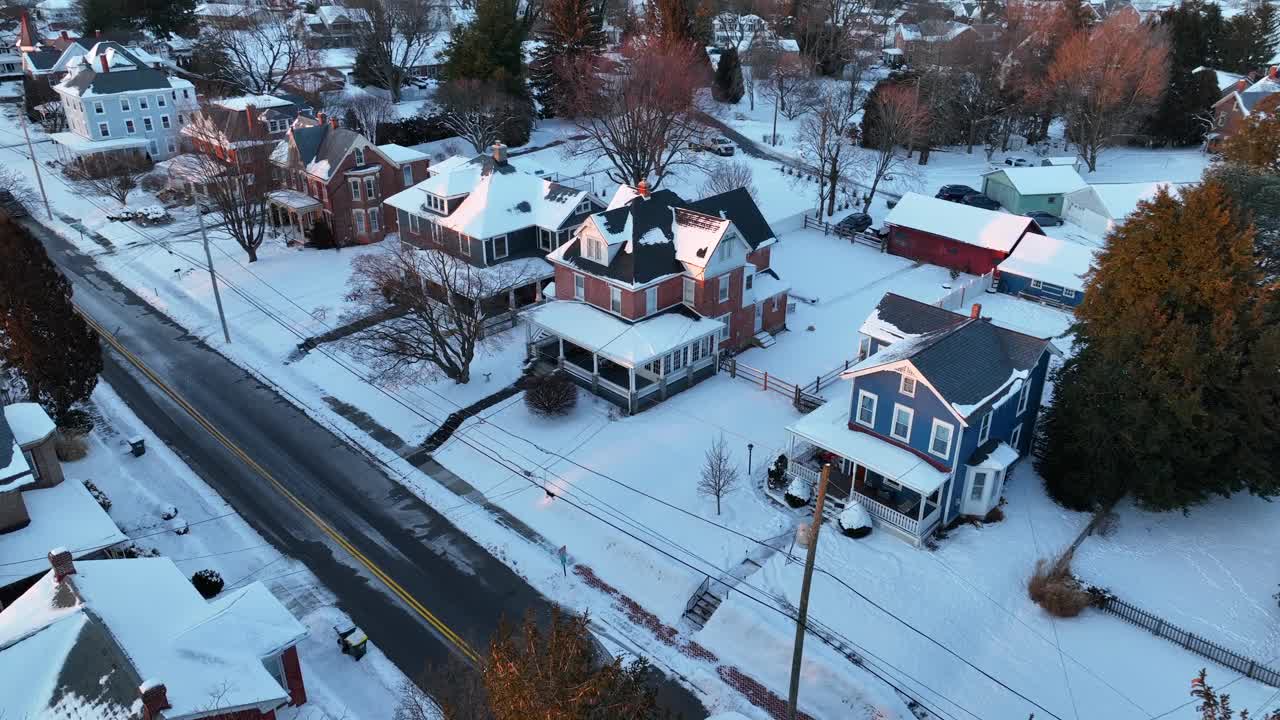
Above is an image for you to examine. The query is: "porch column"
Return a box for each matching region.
[507,288,516,311]
[558,338,564,359]
[627,367,636,415]
[918,490,927,523]
[535,281,544,303]
[591,352,599,393]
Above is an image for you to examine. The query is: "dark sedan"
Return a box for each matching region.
[962,193,1002,211]
[935,184,979,202]
[835,212,872,235]
[1025,210,1063,227]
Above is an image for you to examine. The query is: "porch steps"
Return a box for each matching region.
[752,331,776,348]
[684,589,722,629]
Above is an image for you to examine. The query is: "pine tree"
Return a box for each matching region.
[644,0,712,80]
[79,0,130,35]
[1220,111,1280,172]
[529,0,606,118]
[1037,183,1280,511]
[1221,1,1279,74]
[443,0,534,145]
[1145,0,1226,146]
[1147,67,1221,146]
[133,0,196,37]
[1205,162,1280,281]
[0,217,101,425]
[712,47,745,104]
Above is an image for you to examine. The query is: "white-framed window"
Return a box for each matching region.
[119,98,130,112]
[98,122,109,137]
[143,117,153,132]
[368,208,380,233]
[929,419,955,460]
[645,286,657,314]
[492,234,508,260]
[1010,423,1023,451]
[402,165,413,187]
[745,273,754,291]
[692,335,704,362]
[1016,381,1031,415]
[458,234,471,256]
[425,194,445,213]
[858,336,871,360]
[890,404,913,442]
[364,176,377,199]
[93,101,104,114]
[717,313,730,341]
[1030,279,1043,289]
[353,209,366,233]
[899,373,916,397]
[574,273,585,299]
[160,115,171,129]
[353,147,365,165]
[718,273,730,302]
[855,389,877,427]
[610,286,622,313]
[166,138,176,154]
[124,119,135,134]
[577,199,591,214]
[682,276,695,304]
[409,213,420,234]
[139,96,149,109]
[1062,288,1076,299]
[970,470,989,502]
[397,208,410,232]
[977,410,992,444]
[157,95,166,108]
[349,178,361,200]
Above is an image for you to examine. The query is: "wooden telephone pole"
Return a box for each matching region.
[786,462,832,720]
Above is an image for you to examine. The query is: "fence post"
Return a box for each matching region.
[730,358,737,379]
[815,375,820,393]
[793,386,801,409]
[763,371,769,391]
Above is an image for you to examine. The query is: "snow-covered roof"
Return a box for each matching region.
[377,143,429,164]
[426,154,469,177]
[884,193,1039,252]
[527,301,722,365]
[970,440,1019,469]
[408,247,553,297]
[1086,181,1179,220]
[788,399,949,495]
[1194,66,1245,93]
[3,403,55,446]
[317,4,370,25]
[1041,156,1078,167]
[36,0,76,9]
[0,558,307,720]
[996,233,1097,292]
[195,2,261,17]
[985,166,1088,195]
[0,478,127,582]
[49,131,148,153]
[214,94,296,111]
[1246,72,1280,94]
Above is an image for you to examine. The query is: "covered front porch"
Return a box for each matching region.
[784,400,949,544]
[267,189,322,244]
[525,302,722,414]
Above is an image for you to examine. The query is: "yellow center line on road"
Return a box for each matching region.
[79,307,482,665]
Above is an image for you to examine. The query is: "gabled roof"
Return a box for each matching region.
[884,192,1040,252]
[274,121,370,180]
[996,233,1098,292]
[56,42,192,96]
[858,292,966,344]
[0,407,30,491]
[984,166,1088,195]
[188,94,307,146]
[23,49,62,71]
[847,315,1052,419]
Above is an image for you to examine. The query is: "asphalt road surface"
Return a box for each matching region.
[31,219,707,718]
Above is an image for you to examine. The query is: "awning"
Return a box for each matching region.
[267,189,321,212]
[787,400,950,495]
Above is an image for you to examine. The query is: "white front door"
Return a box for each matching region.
[754,302,764,333]
[962,467,991,517]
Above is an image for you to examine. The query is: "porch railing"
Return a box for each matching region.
[597,374,630,398]
[784,466,938,538]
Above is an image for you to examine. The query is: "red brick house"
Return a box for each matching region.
[175,94,311,197]
[1207,68,1280,151]
[0,553,308,720]
[884,192,1043,275]
[527,182,789,412]
[268,113,430,246]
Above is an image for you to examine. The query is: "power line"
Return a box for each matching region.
[0,511,239,567]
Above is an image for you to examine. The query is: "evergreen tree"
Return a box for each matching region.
[1147,67,1221,146]
[644,0,712,80]
[79,0,131,35]
[1037,183,1280,511]
[712,47,745,104]
[1145,0,1226,145]
[443,0,534,144]
[133,0,196,37]
[1220,111,1280,171]
[1221,1,1280,74]
[1206,162,1280,282]
[352,45,387,89]
[529,0,606,118]
[0,217,101,425]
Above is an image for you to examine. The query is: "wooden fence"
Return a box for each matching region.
[802,215,884,250]
[1096,596,1280,688]
[934,270,995,312]
[722,357,823,411]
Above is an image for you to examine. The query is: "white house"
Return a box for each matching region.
[1061,182,1181,236]
[50,42,199,164]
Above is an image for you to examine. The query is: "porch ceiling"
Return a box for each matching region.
[787,400,949,495]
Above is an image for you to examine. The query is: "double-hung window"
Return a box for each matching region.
[353,210,366,233]
[491,235,508,260]
[409,213,420,234]
[458,234,471,256]
[718,273,731,303]
[1016,381,1031,415]
[576,199,591,214]
[890,404,913,442]
[858,336,871,360]
[645,286,657,314]
[349,178,361,200]
[745,273,754,291]
[573,273,585,300]
[353,147,365,165]
[143,117,153,132]
[139,96,149,110]
[367,208,381,233]
[93,101,104,114]
[970,470,988,502]
[682,276,695,305]
[124,119,136,134]
[402,165,413,187]
[716,313,730,341]
[397,208,410,232]
[161,115,171,129]
[1010,424,1023,451]
[977,411,992,444]
[364,176,377,199]
[609,286,622,313]
[929,419,955,460]
[855,390,877,427]
[157,95,166,108]
[899,373,916,396]
[120,98,130,112]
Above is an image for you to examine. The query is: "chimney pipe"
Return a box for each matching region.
[60,30,68,41]
[48,547,75,582]
[139,680,172,720]
[99,54,109,72]
[636,179,650,199]
[491,142,507,164]
[1270,65,1278,79]
[970,303,982,319]
[95,29,101,38]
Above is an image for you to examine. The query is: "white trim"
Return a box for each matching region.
[610,285,622,313]
[645,286,657,315]
[929,418,954,460]
[844,359,969,426]
[977,410,992,444]
[573,273,584,300]
[491,234,508,260]
[969,468,989,502]
[1016,381,1031,415]
[890,403,913,442]
[855,389,878,428]
[899,373,916,397]
[1010,423,1023,451]
[718,272,731,302]
[716,313,731,341]
[682,276,695,305]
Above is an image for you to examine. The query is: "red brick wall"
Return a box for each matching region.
[655,276,683,309]
[761,292,786,332]
[746,245,772,272]
[694,267,743,320]
[281,645,306,706]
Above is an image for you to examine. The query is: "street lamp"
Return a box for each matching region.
[748,443,754,475]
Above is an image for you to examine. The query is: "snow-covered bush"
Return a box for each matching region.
[837,504,872,539]
[191,569,224,599]
[82,480,111,513]
[525,372,577,417]
[766,454,788,490]
[161,505,179,521]
[784,476,810,508]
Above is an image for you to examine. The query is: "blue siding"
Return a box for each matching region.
[997,272,1083,307]
[847,370,963,469]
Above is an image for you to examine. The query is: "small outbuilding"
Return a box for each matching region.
[1061,181,1180,236]
[996,232,1098,307]
[883,193,1044,275]
[980,166,1088,217]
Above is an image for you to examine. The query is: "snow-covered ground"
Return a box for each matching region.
[68,383,411,720]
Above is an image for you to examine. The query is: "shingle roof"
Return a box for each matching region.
[866,292,966,338]
[57,43,187,95]
[24,49,61,70]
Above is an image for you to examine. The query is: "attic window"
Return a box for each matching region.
[577,199,591,214]
[354,147,365,165]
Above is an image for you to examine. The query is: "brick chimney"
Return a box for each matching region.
[636,179,650,199]
[245,103,256,131]
[492,142,507,164]
[48,547,75,582]
[1237,78,1249,91]
[970,303,982,319]
[60,30,69,41]
[1270,65,1278,79]
[99,54,109,73]
[329,116,338,129]
[139,680,172,720]
[317,111,327,126]
[95,29,101,38]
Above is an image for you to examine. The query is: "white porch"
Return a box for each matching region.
[267,189,322,243]
[784,400,949,543]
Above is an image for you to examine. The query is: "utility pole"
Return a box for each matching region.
[18,103,52,220]
[787,462,831,720]
[196,207,232,344]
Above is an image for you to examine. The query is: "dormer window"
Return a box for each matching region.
[423,194,445,213]
[353,147,365,165]
[577,199,591,214]
[584,238,606,263]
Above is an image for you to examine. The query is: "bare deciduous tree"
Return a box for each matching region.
[342,92,396,145]
[862,84,926,211]
[65,154,151,205]
[564,41,708,188]
[204,13,312,95]
[185,117,276,262]
[348,0,447,103]
[761,54,816,144]
[698,432,739,515]
[741,38,778,113]
[798,85,861,216]
[435,79,524,154]
[700,159,758,200]
[344,243,537,384]
[1046,13,1169,171]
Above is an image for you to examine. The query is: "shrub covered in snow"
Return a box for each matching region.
[107,205,171,226]
[525,372,577,417]
[82,479,111,513]
[766,454,789,490]
[57,408,94,435]
[784,476,811,508]
[837,503,872,539]
[191,569,224,599]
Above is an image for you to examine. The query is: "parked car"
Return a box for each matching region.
[0,190,28,218]
[962,193,1002,211]
[935,184,978,202]
[835,212,872,235]
[1004,156,1031,167]
[1025,210,1063,226]
[690,137,736,156]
